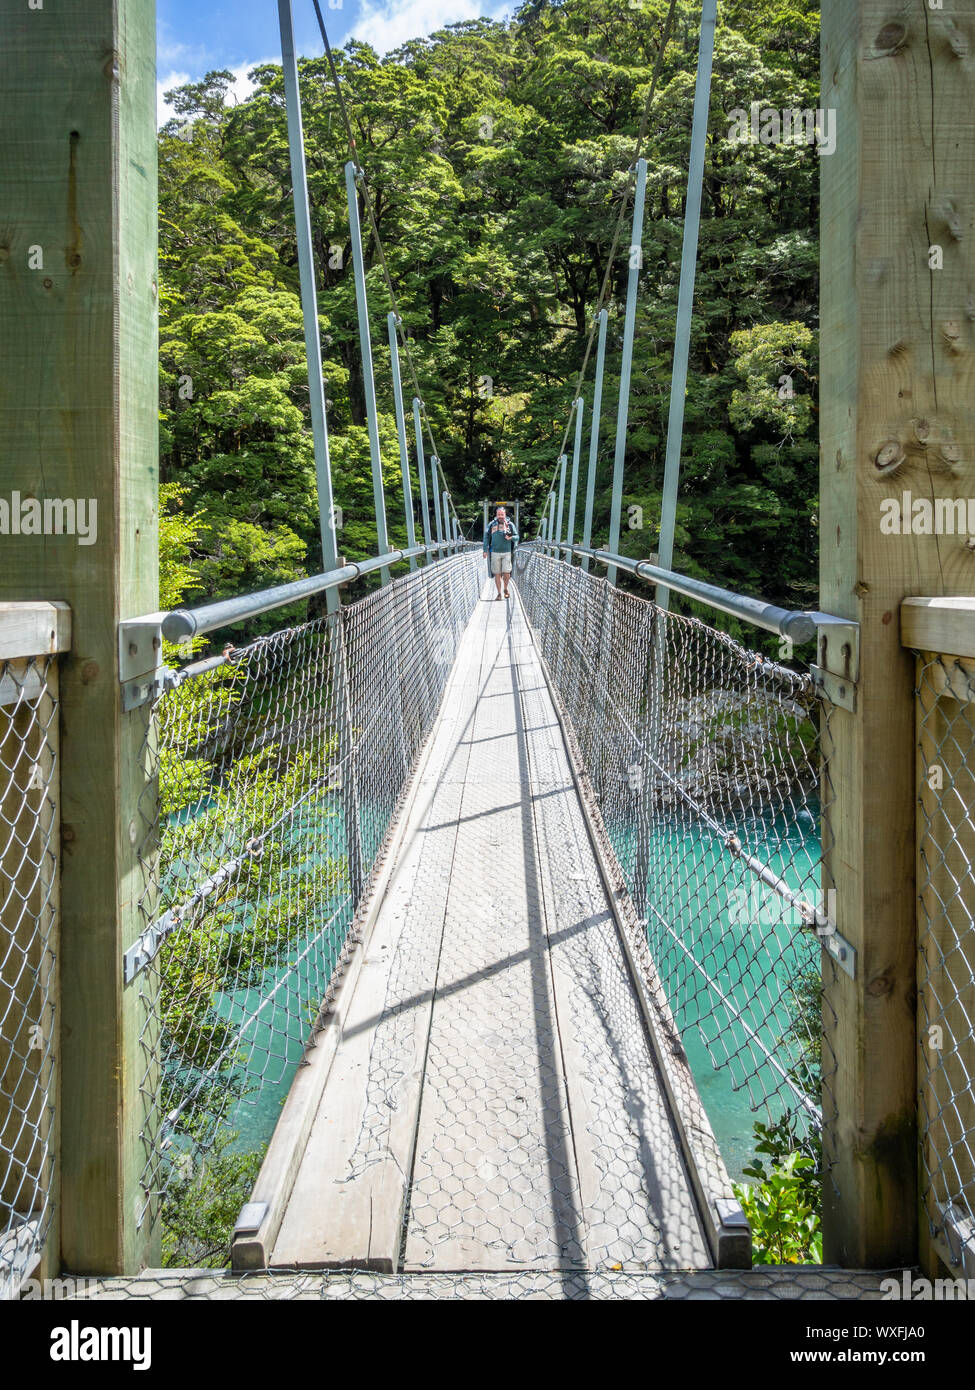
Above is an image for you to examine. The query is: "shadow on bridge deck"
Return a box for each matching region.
[231,581,727,1278]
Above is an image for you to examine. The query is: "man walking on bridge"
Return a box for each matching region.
[483,505,518,600]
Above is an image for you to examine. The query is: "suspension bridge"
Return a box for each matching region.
[2,0,975,1304]
[235,566,720,1274]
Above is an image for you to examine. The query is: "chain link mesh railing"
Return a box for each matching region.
[131,551,481,1265]
[0,655,59,1299]
[514,547,836,1186]
[914,652,975,1271]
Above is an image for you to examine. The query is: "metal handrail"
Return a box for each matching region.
[531,540,849,644]
[158,541,471,641]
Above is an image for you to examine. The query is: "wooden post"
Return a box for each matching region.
[0,1,159,1273]
[819,1,975,1266]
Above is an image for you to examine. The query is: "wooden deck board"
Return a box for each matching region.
[269,614,483,1269]
[402,598,584,1271]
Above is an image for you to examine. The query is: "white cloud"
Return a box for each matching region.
[156,59,274,129]
[226,58,275,107]
[157,36,203,67]
[351,0,510,56]
[157,70,191,126]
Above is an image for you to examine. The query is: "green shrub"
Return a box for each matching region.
[161,1131,264,1268]
[734,1117,823,1265]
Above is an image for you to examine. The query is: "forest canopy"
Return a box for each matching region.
[158,0,821,615]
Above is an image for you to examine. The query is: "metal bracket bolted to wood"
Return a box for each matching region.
[123,908,180,984]
[810,616,860,713]
[822,926,857,981]
[118,616,177,711]
[807,613,859,978]
[799,887,857,980]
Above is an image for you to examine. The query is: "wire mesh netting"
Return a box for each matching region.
[514,547,836,1177]
[914,652,975,1270]
[0,656,59,1299]
[131,550,481,1263]
[40,1265,896,1301]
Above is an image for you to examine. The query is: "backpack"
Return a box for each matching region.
[487,518,516,550]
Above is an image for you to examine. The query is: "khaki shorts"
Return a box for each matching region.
[490,552,512,575]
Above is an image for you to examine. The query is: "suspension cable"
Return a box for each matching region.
[541,0,680,511]
[313,0,677,536]
[310,0,448,485]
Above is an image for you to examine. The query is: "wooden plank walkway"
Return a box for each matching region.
[264,581,711,1273]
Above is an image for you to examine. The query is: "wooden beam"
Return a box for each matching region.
[0,603,71,661]
[0,1,159,1273]
[819,0,975,1267]
[902,596,975,660]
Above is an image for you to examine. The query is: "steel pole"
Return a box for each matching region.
[656,0,717,611]
[431,456,444,544]
[345,160,390,582]
[581,308,608,574]
[555,452,568,546]
[606,157,648,585]
[645,3,717,923]
[387,313,417,571]
[280,7,364,920]
[567,397,584,549]
[278,0,340,611]
[412,397,432,549]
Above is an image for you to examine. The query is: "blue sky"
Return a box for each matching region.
[157,0,510,123]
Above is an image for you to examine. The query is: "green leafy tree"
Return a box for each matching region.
[156,2,825,612]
